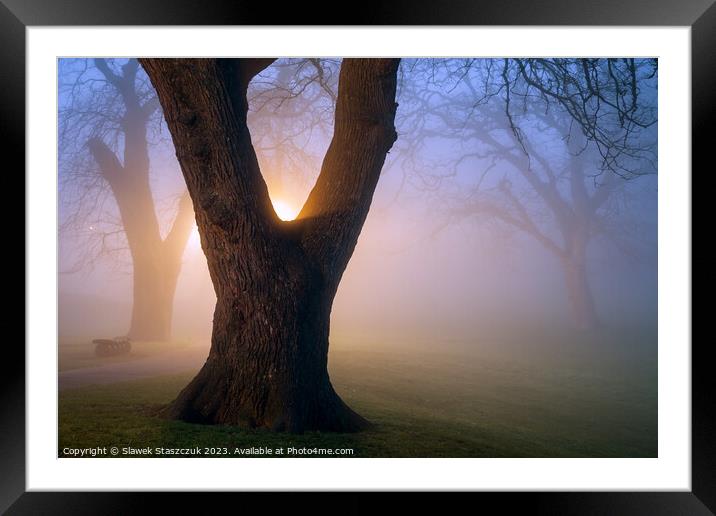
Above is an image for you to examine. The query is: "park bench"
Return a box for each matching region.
[92,337,132,357]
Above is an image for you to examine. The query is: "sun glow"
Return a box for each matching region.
[188,223,201,249]
[271,199,300,221]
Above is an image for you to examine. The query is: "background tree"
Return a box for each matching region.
[140,58,400,432]
[59,58,195,342]
[391,58,657,329]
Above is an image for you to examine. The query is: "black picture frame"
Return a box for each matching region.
[5,1,708,513]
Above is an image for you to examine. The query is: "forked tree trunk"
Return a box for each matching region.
[141,58,400,432]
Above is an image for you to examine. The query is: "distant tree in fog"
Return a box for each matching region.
[59,58,194,341]
[395,59,657,329]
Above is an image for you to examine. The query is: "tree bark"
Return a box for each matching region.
[141,58,400,432]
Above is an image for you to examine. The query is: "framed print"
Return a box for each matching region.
[6,0,709,513]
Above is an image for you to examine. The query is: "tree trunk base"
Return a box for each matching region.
[160,359,370,434]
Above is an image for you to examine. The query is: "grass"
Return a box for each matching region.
[58,327,657,458]
[59,339,191,372]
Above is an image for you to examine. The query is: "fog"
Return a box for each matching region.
[58,58,657,351]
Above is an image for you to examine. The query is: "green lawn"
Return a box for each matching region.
[58,327,657,458]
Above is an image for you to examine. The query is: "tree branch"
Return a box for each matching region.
[139,58,278,241]
[298,58,401,283]
[94,58,122,88]
[87,137,123,186]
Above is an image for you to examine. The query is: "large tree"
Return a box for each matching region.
[59,58,195,341]
[140,58,400,432]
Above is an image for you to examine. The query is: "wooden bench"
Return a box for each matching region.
[92,337,132,357]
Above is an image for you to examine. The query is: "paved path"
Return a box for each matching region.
[58,345,209,391]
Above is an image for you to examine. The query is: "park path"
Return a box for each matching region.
[58,345,208,391]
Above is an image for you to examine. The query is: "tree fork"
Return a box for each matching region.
[141,58,400,432]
